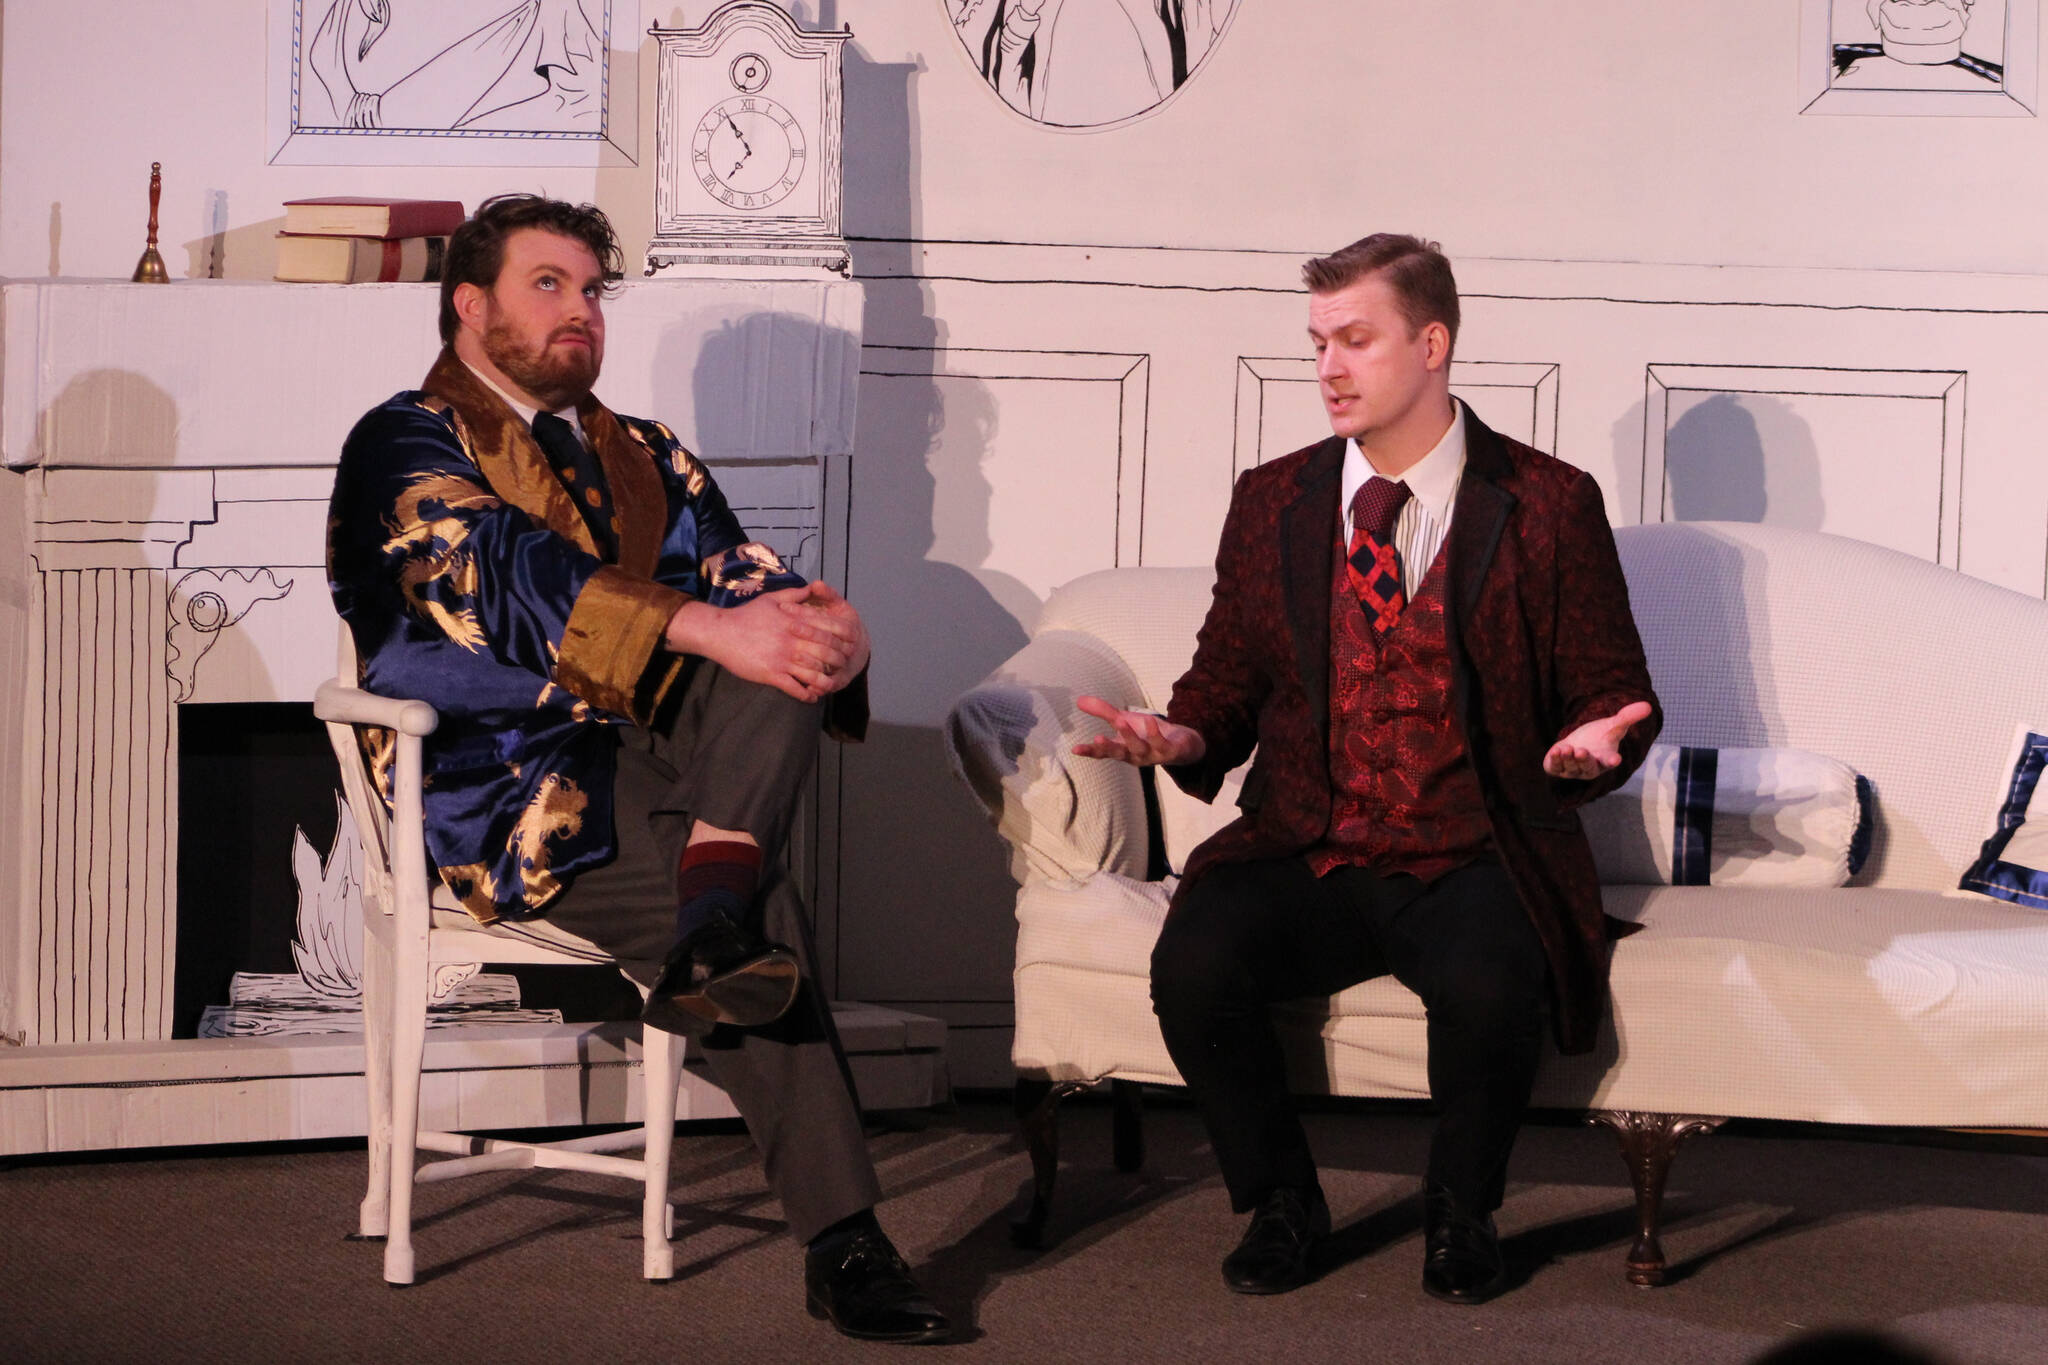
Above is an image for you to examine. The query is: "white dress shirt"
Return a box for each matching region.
[465,359,585,443]
[1340,400,1468,598]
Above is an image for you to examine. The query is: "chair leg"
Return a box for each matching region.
[1588,1110,1726,1287]
[640,1025,681,1281]
[1011,1078,1087,1250]
[1110,1080,1145,1173]
[354,925,396,1241]
[383,923,431,1286]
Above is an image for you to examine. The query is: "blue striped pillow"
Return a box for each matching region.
[1958,727,2048,911]
[1583,744,1871,888]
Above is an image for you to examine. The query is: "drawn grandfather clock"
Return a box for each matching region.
[647,2,852,276]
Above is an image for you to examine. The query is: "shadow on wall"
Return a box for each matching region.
[676,309,861,487]
[838,5,1040,681]
[840,346,1035,1009]
[1663,392,1826,530]
[833,4,920,245]
[837,14,1042,1018]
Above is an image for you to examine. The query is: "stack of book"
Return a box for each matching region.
[274,197,466,283]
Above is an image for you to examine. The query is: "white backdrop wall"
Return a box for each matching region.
[7,3,2048,279]
[6,1,2048,1081]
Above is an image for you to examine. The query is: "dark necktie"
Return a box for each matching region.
[1347,476,1412,640]
[531,411,619,562]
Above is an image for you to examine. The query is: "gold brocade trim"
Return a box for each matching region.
[437,863,502,924]
[647,417,711,498]
[579,403,668,578]
[357,726,396,807]
[507,772,588,907]
[419,350,597,557]
[556,566,687,722]
[383,470,495,651]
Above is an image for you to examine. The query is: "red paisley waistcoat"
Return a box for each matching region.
[1310,537,1493,881]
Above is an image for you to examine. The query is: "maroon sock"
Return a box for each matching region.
[674,839,762,939]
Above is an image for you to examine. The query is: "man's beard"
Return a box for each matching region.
[482,317,600,411]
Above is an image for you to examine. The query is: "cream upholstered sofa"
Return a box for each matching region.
[945,521,2048,1283]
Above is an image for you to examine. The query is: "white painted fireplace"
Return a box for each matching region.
[0,276,938,1152]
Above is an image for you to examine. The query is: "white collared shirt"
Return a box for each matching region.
[462,358,585,444]
[1340,400,1467,597]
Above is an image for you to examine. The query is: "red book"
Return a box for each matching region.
[281,196,466,239]
[275,233,447,283]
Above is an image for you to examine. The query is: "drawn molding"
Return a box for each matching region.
[862,345,1152,566]
[165,569,294,703]
[1642,363,1967,568]
[1233,358,1561,479]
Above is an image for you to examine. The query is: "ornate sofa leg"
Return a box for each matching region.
[1588,1110,1726,1287]
[1012,1079,1088,1248]
[1111,1080,1145,1173]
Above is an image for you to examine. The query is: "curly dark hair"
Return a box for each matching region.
[437,194,624,345]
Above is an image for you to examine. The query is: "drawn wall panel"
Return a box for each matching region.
[834,347,1149,1041]
[1232,358,1561,476]
[1643,365,1967,568]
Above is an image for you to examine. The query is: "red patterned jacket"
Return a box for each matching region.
[1164,408,1661,1054]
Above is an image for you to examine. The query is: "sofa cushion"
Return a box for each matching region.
[1955,724,2048,911]
[1013,873,2048,1126]
[1582,744,1871,888]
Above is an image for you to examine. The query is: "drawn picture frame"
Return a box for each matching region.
[267,0,641,165]
[1800,0,2039,116]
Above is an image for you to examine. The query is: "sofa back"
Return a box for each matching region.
[1617,522,2047,890]
[1036,522,2048,891]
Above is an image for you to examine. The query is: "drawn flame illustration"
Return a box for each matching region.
[291,794,364,1000]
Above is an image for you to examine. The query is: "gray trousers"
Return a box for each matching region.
[543,659,882,1244]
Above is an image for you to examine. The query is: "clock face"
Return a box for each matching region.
[691,95,807,210]
[649,4,847,257]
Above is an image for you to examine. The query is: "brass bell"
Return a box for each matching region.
[132,162,170,284]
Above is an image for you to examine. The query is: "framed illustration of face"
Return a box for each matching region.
[1799,0,2039,115]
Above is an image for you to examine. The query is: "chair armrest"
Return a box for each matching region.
[314,680,439,737]
[946,629,1152,885]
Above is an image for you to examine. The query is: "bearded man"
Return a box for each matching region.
[326,194,948,1344]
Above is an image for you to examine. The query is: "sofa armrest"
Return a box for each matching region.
[946,630,1152,884]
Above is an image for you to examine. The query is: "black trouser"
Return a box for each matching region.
[1150,854,1549,1217]
[542,659,883,1244]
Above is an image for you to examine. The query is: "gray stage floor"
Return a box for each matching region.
[5,1094,2047,1363]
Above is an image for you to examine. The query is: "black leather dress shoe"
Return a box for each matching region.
[804,1225,952,1344]
[639,916,800,1036]
[1421,1186,1509,1305]
[1221,1187,1330,1295]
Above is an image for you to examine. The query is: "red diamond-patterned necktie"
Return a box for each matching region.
[1347,477,1412,640]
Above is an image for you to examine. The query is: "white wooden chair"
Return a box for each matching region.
[315,634,686,1285]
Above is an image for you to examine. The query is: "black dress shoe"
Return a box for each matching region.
[639,916,800,1036]
[804,1225,952,1344]
[1421,1185,1509,1305]
[1221,1187,1330,1295]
